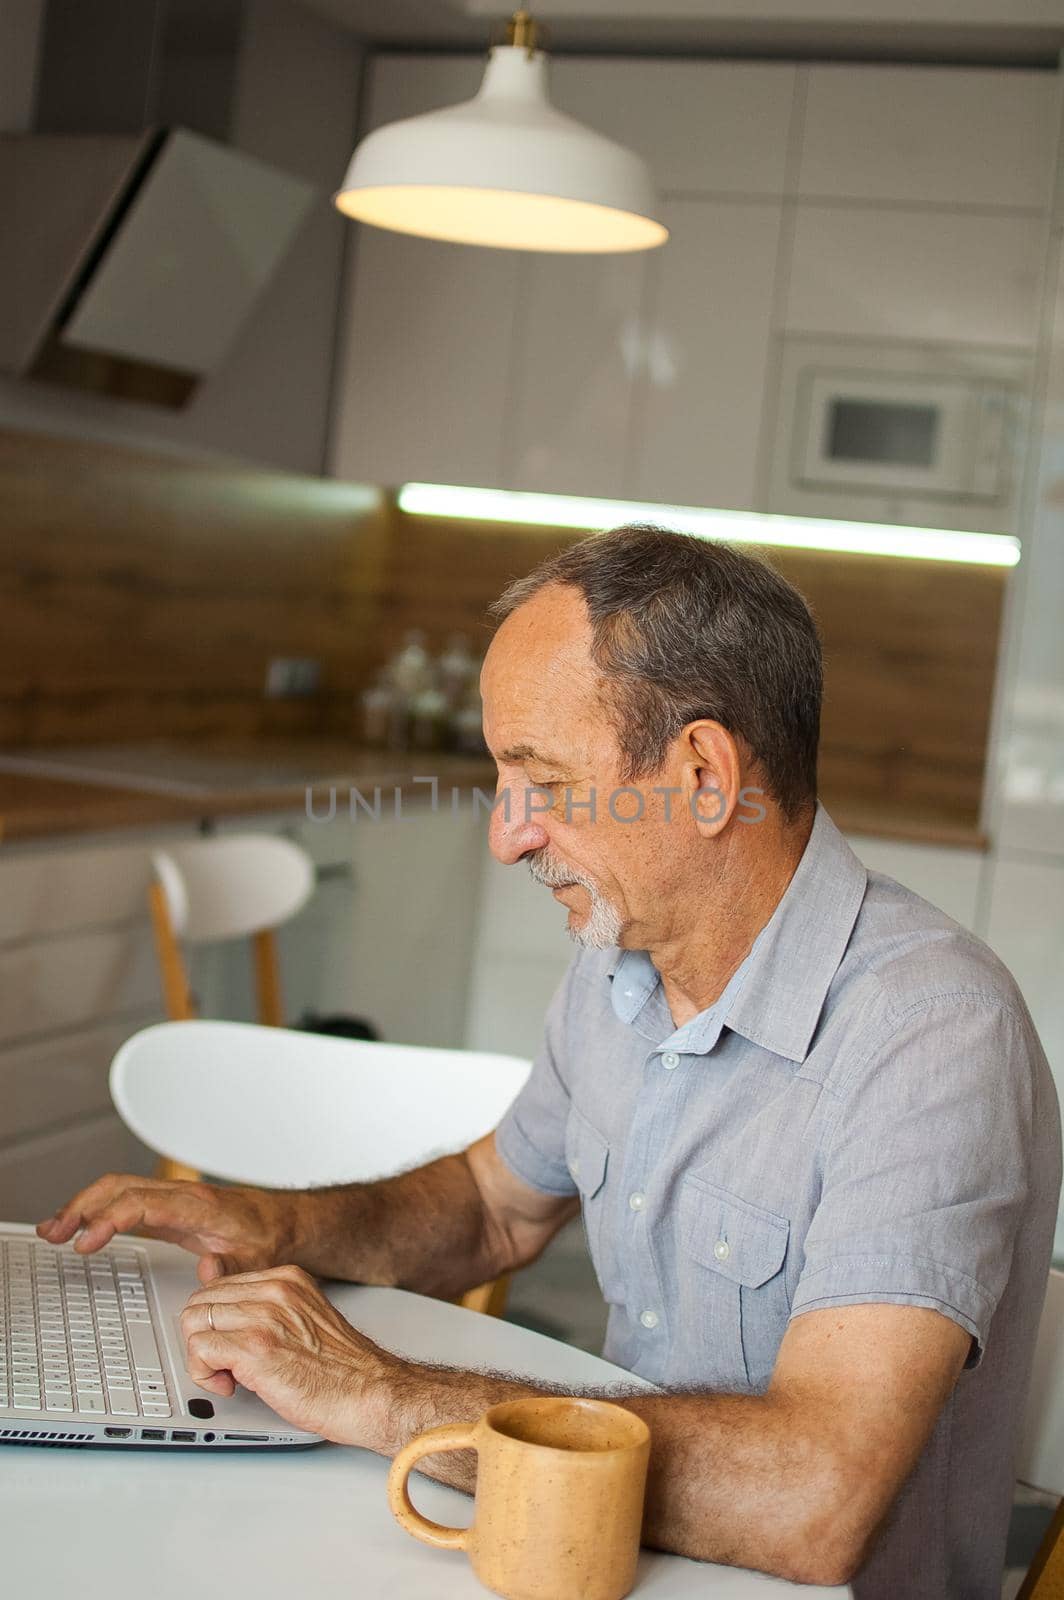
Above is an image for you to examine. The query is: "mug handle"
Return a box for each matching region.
[387,1421,478,1551]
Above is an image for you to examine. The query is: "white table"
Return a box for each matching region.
[0,1284,850,1598]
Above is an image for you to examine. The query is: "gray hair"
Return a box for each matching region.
[489,524,822,822]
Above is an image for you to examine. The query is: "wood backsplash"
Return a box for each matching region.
[0,428,390,747]
[0,427,1008,837]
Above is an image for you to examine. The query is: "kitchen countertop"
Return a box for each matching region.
[0,741,987,850]
[0,743,498,844]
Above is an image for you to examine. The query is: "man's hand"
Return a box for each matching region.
[36,1173,294,1284]
[180,1264,399,1446]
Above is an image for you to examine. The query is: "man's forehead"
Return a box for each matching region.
[482,590,606,762]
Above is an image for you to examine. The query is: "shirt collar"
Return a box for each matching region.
[606,803,867,1066]
[725,803,867,1063]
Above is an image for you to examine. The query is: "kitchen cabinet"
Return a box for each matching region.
[334,53,1055,510]
[633,197,782,510]
[187,803,485,1049]
[330,225,521,490]
[332,54,797,502]
[550,59,796,196]
[798,66,1059,210]
[987,243,1064,859]
[0,829,185,1219]
[784,205,1047,349]
[465,848,573,1060]
[505,251,647,497]
[983,854,1064,1260]
[330,54,516,491]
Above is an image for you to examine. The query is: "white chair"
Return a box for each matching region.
[111,1019,532,1317]
[148,834,315,1030]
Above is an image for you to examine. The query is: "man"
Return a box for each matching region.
[40,527,1060,1596]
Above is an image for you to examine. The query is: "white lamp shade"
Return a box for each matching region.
[334,46,668,254]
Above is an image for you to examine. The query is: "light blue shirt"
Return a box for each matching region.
[495,804,1061,1599]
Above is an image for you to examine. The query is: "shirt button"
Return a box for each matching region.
[628,1191,646,1211]
[570,1158,580,1177]
[639,1309,659,1330]
[661,1051,680,1070]
[713,1239,730,1262]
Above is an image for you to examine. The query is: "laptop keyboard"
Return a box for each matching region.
[1,1236,172,1418]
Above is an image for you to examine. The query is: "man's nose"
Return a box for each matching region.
[488,781,551,865]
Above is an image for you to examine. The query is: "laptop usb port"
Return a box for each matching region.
[104,1427,132,1438]
[171,1430,196,1443]
[141,1428,166,1441]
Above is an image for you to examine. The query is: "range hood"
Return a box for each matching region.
[0,128,316,408]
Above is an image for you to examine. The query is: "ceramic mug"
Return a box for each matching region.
[387,1395,651,1600]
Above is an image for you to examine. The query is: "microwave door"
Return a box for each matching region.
[796,371,973,497]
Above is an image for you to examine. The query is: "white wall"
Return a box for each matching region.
[0,0,362,474]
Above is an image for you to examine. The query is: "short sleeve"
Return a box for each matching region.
[494,959,581,1197]
[791,995,1044,1364]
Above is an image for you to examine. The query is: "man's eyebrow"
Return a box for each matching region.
[499,743,569,767]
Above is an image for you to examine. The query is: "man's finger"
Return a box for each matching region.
[180,1300,260,1340]
[36,1175,134,1243]
[186,1328,263,1391]
[185,1264,311,1302]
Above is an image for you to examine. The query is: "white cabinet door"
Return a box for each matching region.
[983,855,1064,1260]
[330,53,519,491]
[506,252,647,497]
[634,197,782,511]
[988,247,1064,858]
[786,206,1046,349]
[466,847,573,1060]
[550,59,797,196]
[845,834,985,931]
[798,66,1059,210]
[330,226,521,490]
[345,805,485,1048]
[985,857,1064,1075]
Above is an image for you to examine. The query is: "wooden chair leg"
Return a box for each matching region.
[1016,1496,1064,1599]
[155,1157,202,1183]
[253,928,284,1027]
[148,881,195,1021]
[147,882,201,1181]
[459,1275,512,1318]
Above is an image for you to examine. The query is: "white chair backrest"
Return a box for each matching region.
[152,834,314,943]
[1018,1267,1064,1496]
[111,1020,532,1187]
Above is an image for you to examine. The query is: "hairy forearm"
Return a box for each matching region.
[368,1363,861,1588]
[282,1153,501,1297]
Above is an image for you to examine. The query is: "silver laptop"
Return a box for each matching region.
[0,1222,321,1449]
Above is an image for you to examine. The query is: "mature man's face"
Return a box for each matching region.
[481,584,698,951]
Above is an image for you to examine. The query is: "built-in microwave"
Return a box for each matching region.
[794,368,1012,501]
[767,337,1031,536]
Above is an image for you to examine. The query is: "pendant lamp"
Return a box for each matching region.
[334,10,668,254]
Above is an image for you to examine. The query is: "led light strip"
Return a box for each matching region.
[397,483,1021,568]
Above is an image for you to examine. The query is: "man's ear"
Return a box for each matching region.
[681,721,741,837]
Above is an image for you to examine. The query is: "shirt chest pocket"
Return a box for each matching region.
[565,1106,623,1303]
[679,1175,790,1393]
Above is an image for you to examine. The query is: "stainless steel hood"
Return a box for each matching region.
[0,128,316,407]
